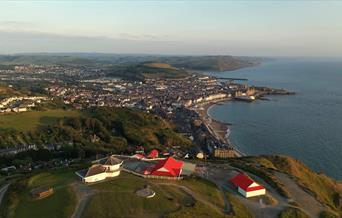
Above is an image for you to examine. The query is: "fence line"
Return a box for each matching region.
[122,168,183,180]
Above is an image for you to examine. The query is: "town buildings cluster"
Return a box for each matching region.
[0,96,49,113]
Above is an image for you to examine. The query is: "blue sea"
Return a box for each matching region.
[206,58,342,180]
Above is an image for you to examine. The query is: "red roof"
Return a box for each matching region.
[147,149,159,158]
[150,157,183,177]
[229,173,265,192]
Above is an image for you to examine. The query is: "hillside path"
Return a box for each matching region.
[275,172,326,218]
[71,182,97,218]
[0,184,10,207]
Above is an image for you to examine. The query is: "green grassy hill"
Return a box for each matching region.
[263,156,342,212]
[0,107,192,153]
[158,56,261,72]
[105,62,189,80]
[2,170,252,218]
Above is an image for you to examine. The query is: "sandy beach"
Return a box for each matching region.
[193,98,244,157]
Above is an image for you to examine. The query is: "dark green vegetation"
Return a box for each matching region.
[1,170,77,218]
[232,155,342,216]
[278,207,309,218]
[319,210,340,218]
[0,107,191,168]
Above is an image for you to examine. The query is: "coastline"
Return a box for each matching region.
[192,98,245,157]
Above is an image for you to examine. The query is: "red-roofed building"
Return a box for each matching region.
[150,157,184,177]
[229,173,266,198]
[147,149,159,159]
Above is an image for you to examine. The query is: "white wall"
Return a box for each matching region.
[84,172,108,183]
[238,187,266,198]
[104,163,122,171]
[106,171,120,178]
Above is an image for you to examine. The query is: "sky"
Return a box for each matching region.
[0,1,342,56]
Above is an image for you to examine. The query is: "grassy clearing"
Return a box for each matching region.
[0,109,81,131]
[226,192,255,218]
[143,62,178,70]
[165,202,227,218]
[180,177,226,210]
[13,186,76,218]
[82,173,179,218]
[278,207,309,218]
[83,173,231,218]
[3,170,77,218]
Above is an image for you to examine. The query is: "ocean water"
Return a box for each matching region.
[207,58,342,180]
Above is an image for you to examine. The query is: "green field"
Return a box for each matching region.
[82,173,229,218]
[3,170,78,218]
[0,109,81,131]
[3,171,248,218]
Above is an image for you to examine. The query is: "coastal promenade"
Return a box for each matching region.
[191,98,245,157]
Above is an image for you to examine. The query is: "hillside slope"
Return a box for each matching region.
[0,107,192,153]
[159,56,261,72]
[236,155,342,216]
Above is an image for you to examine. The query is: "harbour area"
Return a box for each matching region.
[189,85,295,159]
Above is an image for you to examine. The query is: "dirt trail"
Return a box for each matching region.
[71,183,97,218]
[0,184,10,207]
[275,172,326,218]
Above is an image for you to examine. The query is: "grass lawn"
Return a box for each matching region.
[13,186,76,218]
[179,177,226,210]
[0,109,81,131]
[83,173,230,218]
[5,170,78,218]
[82,173,179,218]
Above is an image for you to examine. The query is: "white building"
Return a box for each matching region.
[230,173,266,198]
[76,156,123,183]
